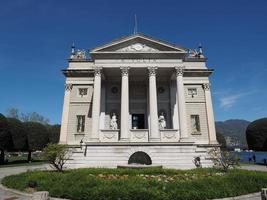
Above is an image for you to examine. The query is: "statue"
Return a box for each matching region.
[158,113,166,129]
[110,113,118,130]
[70,49,86,59]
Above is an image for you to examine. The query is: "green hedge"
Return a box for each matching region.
[2,168,267,200]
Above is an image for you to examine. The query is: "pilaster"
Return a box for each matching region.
[203,83,217,144]
[59,83,72,144]
[175,66,189,141]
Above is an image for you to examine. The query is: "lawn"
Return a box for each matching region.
[0,152,46,168]
[2,168,267,200]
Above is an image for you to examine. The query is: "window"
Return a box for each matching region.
[191,115,200,134]
[79,88,88,97]
[188,88,197,97]
[77,115,85,133]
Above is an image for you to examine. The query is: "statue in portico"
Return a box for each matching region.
[110,113,118,130]
[158,113,166,129]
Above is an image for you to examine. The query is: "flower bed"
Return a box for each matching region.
[2,168,267,200]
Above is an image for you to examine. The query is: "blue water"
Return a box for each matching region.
[237,151,267,164]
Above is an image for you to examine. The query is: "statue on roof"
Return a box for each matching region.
[70,43,86,59]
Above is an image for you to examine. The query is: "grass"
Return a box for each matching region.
[2,168,267,200]
[0,153,46,168]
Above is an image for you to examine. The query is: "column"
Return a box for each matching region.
[148,67,160,141]
[203,83,217,144]
[91,67,102,141]
[175,66,189,140]
[170,80,179,130]
[99,82,106,130]
[120,67,130,141]
[59,83,72,144]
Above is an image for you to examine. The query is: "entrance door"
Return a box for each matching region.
[132,114,145,129]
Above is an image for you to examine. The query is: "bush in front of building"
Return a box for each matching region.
[2,168,267,200]
[246,118,267,151]
[43,143,71,171]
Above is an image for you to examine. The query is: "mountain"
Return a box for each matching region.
[215,119,251,148]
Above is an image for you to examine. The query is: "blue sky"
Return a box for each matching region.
[0,0,266,124]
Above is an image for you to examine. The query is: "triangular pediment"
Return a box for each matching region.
[90,33,188,53]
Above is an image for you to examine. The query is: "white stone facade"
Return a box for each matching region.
[59,33,218,169]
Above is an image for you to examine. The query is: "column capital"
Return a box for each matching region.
[65,83,73,91]
[94,67,102,76]
[120,67,130,76]
[148,66,157,76]
[175,66,185,76]
[203,83,211,91]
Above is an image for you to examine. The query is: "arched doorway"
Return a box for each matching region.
[128,151,152,165]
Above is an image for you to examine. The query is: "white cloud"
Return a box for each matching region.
[219,93,249,109]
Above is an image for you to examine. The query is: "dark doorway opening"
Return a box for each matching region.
[128,151,152,165]
[132,114,145,129]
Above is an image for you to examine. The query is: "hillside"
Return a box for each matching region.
[215,119,251,148]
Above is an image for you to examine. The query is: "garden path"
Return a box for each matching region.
[0,164,50,200]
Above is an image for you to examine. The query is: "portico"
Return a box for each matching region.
[89,66,191,143]
[60,33,218,169]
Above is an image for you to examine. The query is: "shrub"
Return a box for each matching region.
[2,168,267,200]
[208,148,240,172]
[43,143,71,171]
[246,118,267,151]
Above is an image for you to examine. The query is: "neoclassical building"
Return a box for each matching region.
[59,33,218,169]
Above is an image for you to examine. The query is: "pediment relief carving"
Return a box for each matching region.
[116,43,159,52]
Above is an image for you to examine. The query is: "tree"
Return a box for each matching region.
[6,108,19,119]
[8,118,28,151]
[43,143,71,172]
[0,114,12,163]
[24,122,49,162]
[21,112,49,124]
[208,148,240,172]
[216,132,227,149]
[47,124,61,144]
[246,118,267,151]
[6,107,50,125]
